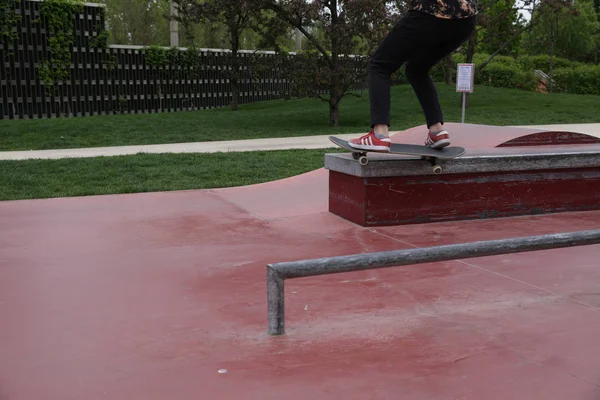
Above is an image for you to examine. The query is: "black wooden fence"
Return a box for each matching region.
[1,0,334,120]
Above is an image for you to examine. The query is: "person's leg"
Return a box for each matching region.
[404,17,476,148]
[369,11,436,134]
[349,11,437,151]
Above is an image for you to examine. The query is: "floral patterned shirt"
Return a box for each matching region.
[409,0,478,19]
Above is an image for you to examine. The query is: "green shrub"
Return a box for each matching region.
[517,55,584,73]
[480,54,518,68]
[465,53,519,68]
[428,53,520,83]
[413,52,597,94]
[476,63,537,90]
[552,65,600,95]
[428,52,483,83]
[429,63,446,82]
[517,70,540,91]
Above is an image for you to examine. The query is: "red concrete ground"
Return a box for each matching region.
[2,168,600,399]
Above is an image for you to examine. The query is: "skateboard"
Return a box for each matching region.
[329,136,466,174]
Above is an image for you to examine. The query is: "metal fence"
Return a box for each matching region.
[1,0,342,120]
[266,229,600,335]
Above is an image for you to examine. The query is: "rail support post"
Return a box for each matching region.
[267,265,285,335]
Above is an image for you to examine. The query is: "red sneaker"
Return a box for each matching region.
[426,130,451,149]
[348,131,391,152]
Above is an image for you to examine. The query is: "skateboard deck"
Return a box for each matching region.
[329,136,466,173]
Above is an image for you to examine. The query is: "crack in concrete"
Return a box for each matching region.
[569,372,600,388]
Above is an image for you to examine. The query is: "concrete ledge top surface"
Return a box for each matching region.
[325,144,600,177]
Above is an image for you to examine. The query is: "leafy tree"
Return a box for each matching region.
[463,0,528,66]
[99,0,170,45]
[525,0,599,63]
[0,0,20,42]
[172,0,261,111]
[430,0,526,107]
[203,22,227,48]
[1,0,21,117]
[262,0,400,127]
[478,0,524,57]
[172,0,292,111]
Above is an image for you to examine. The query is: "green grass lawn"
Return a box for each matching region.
[0,149,343,201]
[2,84,600,201]
[2,84,600,151]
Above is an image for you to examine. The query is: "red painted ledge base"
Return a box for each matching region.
[328,167,600,226]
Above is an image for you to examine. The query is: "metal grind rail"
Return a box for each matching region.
[267,229,600,335]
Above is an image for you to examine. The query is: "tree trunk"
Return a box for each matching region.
[329,98,340,127]
[231,75,240,111]
[548,15,557,94]
[329,0,340,127]
[465,28,476,64]
[443,55,453,85]
[548,40,554,93]
[462,31,477,109]
[295,28,302,51]
[170,1,179,47]
[230,25,240,111]
[329,60,340,126]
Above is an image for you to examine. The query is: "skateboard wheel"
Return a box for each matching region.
[352,152,361,160]
[433,165,442,174]
[359,156,368,166]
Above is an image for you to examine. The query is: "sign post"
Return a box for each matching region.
[456,63,474,123]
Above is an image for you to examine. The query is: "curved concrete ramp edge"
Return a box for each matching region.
[390,123,600,148]
[211,168,329,219]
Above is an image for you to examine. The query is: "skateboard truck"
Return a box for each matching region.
[351,151,369,166]
[422,156,443,174]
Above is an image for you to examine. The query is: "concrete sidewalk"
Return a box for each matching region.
[1,123,600,161]
[0,134,360,161]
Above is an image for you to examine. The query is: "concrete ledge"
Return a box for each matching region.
[325,145,600,226]
[324,144,600,178]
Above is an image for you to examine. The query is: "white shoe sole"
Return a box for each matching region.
[427,139,450,149]
[348,143,390,151]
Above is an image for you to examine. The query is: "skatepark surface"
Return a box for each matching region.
[2,154,600,398]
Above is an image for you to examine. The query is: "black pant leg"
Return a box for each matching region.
[368,11,438,128]
[404,17,476,128]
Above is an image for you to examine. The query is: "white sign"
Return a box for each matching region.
[456,63,474,93]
